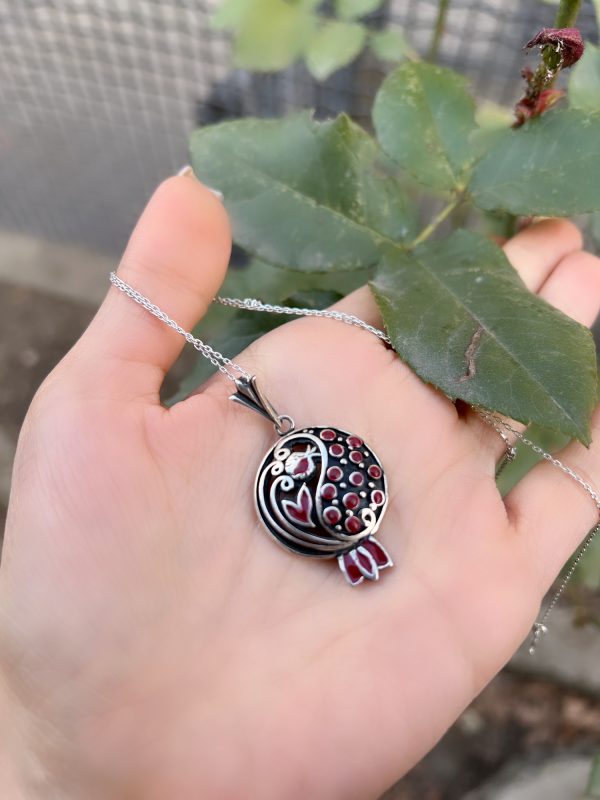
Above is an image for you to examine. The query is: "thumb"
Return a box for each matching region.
[69,173,231,400]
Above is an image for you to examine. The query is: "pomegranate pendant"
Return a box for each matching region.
[231,377,392,586]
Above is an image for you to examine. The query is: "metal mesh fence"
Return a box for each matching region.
[0,0,598,255]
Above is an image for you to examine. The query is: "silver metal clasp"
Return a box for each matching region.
[229,375,295,436]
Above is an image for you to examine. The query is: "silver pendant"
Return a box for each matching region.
[231,377,393,586]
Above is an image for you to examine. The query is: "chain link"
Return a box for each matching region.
[110,272,600,653]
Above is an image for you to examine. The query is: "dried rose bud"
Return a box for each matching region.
[525,27,584,69]
[514,88,564,127]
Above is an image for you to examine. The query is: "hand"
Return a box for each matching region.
[2,175,600,800]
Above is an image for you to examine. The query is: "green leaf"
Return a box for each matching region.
[190,112,417,271]
[222,258,368,300]
[469,109,600,215]
[470,100,514,154]
[370,230,597,442]
[304,20,366,81]
[220,0,317,72]
[335,0,382,20]
[569,43,600,113]
[369,29,416,62]
[372,62,477,191]
[587,753,600,798]
[211,0,253,29]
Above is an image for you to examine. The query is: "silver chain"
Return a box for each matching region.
[215,296,393,346]
[109,271,600,653]
[109,272,251,382]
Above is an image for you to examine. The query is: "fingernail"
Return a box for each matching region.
[176,165,223,201]
[176,164,195,178]
[207,186,224,201]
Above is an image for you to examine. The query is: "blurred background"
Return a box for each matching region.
[1,1,599,798]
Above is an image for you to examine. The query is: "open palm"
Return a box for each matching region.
[2,175,600,800]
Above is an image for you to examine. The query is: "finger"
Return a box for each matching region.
[465,220,584,465]
[539,250,600,322]
[504,250,600,590]
[502,217,582,290]
[70,174,231,399]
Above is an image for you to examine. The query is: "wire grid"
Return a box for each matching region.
[0,0,597,255]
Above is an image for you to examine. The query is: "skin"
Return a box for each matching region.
[2,174,600,800]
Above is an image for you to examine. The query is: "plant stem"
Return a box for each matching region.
[553,0,582,28]
[427,0,450,63]
[544,0,583,72]
[408,196,461,248]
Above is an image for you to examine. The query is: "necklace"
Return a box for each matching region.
[109,271,600,654]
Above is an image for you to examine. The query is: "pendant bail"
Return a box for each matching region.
[229,375,295,436]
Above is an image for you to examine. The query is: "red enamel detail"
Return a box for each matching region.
[326,466,343,481]
[363,538,392,568]
[329,443,344,457]
[324,506,341,525]
[282,484,313,525]
[321,483,337,500]
[371,490,385,506]
[356,550,375,576]
[368,464,382,479]
[349,471,364,486]
[349,451,362,464]
[345,515,363,534]
[343,492,360,510]
[347,435,363,449]
[293,457,310,475]
[342,552,363,584]
[320,429,336,441]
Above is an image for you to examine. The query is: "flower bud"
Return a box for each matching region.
[525,27,584,69]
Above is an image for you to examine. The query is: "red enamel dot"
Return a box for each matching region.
[371,490,385,506]
[345,516,363,534]
[349,451,362,464]
[347,435,363,449]
[321,483,337,500]
[349,471,364,486]
[320,429,336,441]
[324,506,341,525]
[368,464,382,479]
[327,466,343,481]
[343,492,360,510]
[329,443,344,457]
